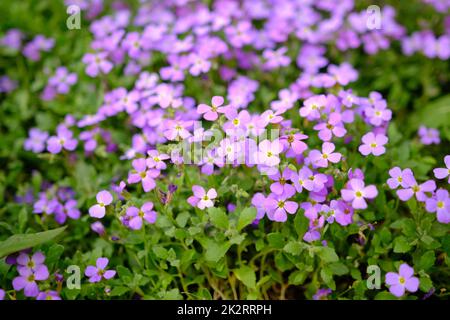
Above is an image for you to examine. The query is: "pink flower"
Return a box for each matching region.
[127,158,159,192]
[187,185,217,210]
[257,139,283,167]
[84,257,116,283]
[146,150,170,170]
[197,96,227,121]
[89,190,113,218]
[433,155,450,183]
[341,179,378,209]
[385,263,419,297]
[125,202,157,230]
[359,132,388,156]
[308,142,342,168]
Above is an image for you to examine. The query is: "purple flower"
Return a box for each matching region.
[313,113,347,141]
[433,155,450,183]
[36,290,61,300]
[197,96,227,121]
[385,263,419,297]
[330,200,354,226]
[313,288,332,300]
[127,158,159,192]
[85,257,116,283]
[263,46,291,69]
[16,251,46,273]
[91,221,106,236]
[425,189,450,224]
[264,188,298,222]
[125,202,157,230]
[364,100,392,126]
[89,190,113,218]
[82,52,113,77]
[146,150,170,170]
[269,168,295,195]
[48,67,78,94]
[387,167,414,189]
[280,132,308,157]
[13,265,49,297]
[358,132,388,156]
[300,95,327,120]
[257,139,283,167]
[251,193,267,220]
[24,128,49,153]
[396,176,436,202]
[418,126,440,145]
[341,179,378,209]
[0,289,5,300]
[47,126,78,154]
[187,185,217,210]
[308,142,342,168]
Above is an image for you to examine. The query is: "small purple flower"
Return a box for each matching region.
[313,113,347,141]
[36,290,61,300]
[187,185,217,210]
[359,132,388,156]
[331,200,354,226]
[313,288,332,300]
[47,126,78,154]
[308,142,342,168]
[82,52,113,77]
[197,96,227,121]
[280,132,308,157]
[127,158,159,192]
[125,202,157,230]
[341,179,378,209]
[418,126,440,145]
[425,189,450,224]
[387,167,414,189]
[257,139,283,167]
[433,155,450,183]
[146,150,170,170]
[364,100,392,126]
[396,176,436,202]
[16,251,46,273]
[251,193,267,220]
[85,257,116,283]
[385,263,419,297]
[13,265,49,297]
[91,221,106,236]
[269,168,295,195]
[48,67,78,94]
[24,128,49,153]
[0,289,5,300]
[88,190,113,218]
[264,189,298,222]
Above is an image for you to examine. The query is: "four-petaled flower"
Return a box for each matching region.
[385,263,419,297]
[359,132,388,156]
[85,257,116,283]
[125,202,157,230]
[188,185,217,210]
[433,155,450,183]
[197,96,227,121]
[308,142,342,168]
[341,178,378,209]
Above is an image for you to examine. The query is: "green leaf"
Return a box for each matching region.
[267,233,284,249]
[408,95,450,130]
[393,236,411,253]
[0,227,66,258]
[315,247,339,263]
[117,266,133,281]
[208,207,229,229]
[204,240,231,263]
[46,244,64,266]
[320,267,335,290]
[237,207,257,231]
[374,291,397,300]
[283,241,303,256]
[18,208,28,233]
[234,266,256,289]
[417,251,435,271]
[109,286,130,297]
[419,276,433,292]
[328,262,349,276]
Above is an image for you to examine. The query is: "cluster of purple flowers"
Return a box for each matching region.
[11,251,58,298]
[41,67,78,101]
[33,185,80,225]
[387,158,449,223]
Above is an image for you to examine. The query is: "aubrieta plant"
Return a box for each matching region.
[0,0,449,301]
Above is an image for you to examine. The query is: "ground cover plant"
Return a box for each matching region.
[0,0,449,301]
